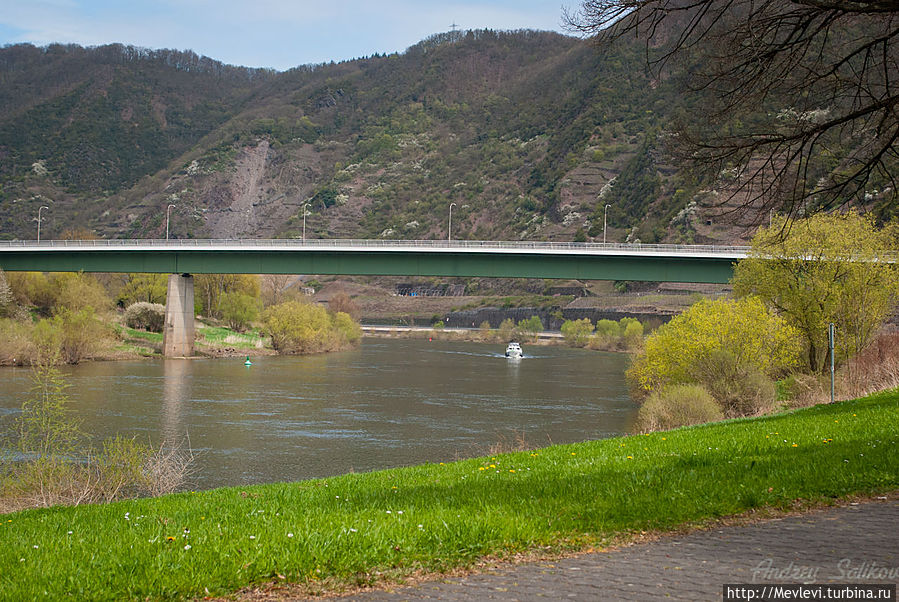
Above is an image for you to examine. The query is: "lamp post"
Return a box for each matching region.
[302,203,309,241]
[37,206,49,242]
[448,202,456,242]
[603,203,611,244]
[165,204,176,240]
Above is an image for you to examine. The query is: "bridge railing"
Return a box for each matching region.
[0,238,754,256]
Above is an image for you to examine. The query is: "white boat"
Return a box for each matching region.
[505,341,523,359]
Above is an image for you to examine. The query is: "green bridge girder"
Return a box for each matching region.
[0,241,745,283]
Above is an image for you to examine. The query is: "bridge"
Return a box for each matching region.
[0,239,748,357]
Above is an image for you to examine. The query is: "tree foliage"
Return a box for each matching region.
[195,274,260,319]
[567,0,899,221]
[561,318,595,346]
[733,211,899,372]
[262,301,361,354]
[116,274,168,306]
[627,296,801,395]
[219,292,261,333]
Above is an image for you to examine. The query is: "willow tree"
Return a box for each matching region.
[733,212,899,372]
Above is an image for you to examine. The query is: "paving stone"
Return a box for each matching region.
[339,501,898,601]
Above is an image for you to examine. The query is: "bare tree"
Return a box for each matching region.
[566,0,899,222]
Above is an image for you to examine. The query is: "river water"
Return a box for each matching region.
[0,339,636,489]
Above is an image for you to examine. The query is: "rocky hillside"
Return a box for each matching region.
[0,29,882,245]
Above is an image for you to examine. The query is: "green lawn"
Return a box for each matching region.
[1,391,896,600]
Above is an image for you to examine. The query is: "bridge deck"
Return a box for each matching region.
[0,239,749,283]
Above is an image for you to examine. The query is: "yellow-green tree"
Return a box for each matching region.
[116,274,168,306]
[195,274,261,319]
[733,212,899,373]
[262,300,361,354]
[627,297,800,395]
[561,318,594,346]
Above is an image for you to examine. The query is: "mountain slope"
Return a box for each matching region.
[2,29,873,245]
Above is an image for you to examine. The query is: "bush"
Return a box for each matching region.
[52,273,112,313]
[0,268,13,318]
[124,302,166,332]
[595,319,621,338]
[332,311,362,345]
[328,293,359,319]
[0,319,37,365]
[561,318,594,346]
[517,315,543,341]
[622,320,644,349]
[497,318,516,341]
[263,300,361,354]
[55,308,109,364]
[3,366,192,512]
[690,350,776,417]
[627,297,801,398]
[633,384,724,433]
[219,292,261,333]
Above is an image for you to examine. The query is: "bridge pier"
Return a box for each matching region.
[162,274,195,358]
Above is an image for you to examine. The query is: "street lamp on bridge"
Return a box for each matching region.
[603,203,611,244]
[448,202,456,242]
[166,204,176,240]
[37,206,49,242]
[302,203,310,241]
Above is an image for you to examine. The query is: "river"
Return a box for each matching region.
[0,339,636,489]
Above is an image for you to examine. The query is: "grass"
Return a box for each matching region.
[1,390,897,600]
[195,324,267,349]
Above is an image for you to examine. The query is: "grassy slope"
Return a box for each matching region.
[1,391,896,600]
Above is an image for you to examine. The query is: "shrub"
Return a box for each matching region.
[124,302,166,332]
[497,318,516,340]
[837,331,899,400]
[219,292,261,333]
[0,319,37,365]
[517,315,543,341]
[561,318,594,346]
[328,292,359,319]
[6,271,55,313]
[633,384,724,433]
[622,320,644,350]
[690,350,776,417]
[332,311,362,345]
[0,268,13,317]
[52,273,112,313]
[595,319,621,338]
[627,297,801,397]
[263,300,361,354]
[55,308,109,364]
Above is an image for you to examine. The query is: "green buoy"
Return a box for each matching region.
[244,356,252,366]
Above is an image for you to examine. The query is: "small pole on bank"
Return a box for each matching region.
[829,322,835,403]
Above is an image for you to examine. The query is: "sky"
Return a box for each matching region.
[0,1,580,71]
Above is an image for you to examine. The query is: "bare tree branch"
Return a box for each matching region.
[566,0,899,222]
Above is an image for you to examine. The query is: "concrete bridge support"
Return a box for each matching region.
[162,274,195,358]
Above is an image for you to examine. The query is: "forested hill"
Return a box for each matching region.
[0,30,823,243]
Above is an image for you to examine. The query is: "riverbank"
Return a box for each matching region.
[2,389,896,600]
